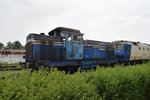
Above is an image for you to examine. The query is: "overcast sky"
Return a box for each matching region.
[0,0,150,45]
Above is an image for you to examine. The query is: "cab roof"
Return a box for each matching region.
[48,27,82,36]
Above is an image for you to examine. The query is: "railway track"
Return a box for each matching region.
[0,66,23,71]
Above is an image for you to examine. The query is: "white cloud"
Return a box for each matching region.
[0,0,150,45]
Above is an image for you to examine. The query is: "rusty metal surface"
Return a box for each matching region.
[83,40,111,45]
[113,40,150,47]
[26,42,32,59]
[27,33,63,42]
[84,40,114,50]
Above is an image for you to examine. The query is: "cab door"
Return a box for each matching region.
[65,34,83,60]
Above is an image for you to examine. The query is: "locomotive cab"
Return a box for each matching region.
[114,41,131,62]
[48,27,84,60]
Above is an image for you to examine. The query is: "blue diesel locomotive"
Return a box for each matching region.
[24,27,150,70]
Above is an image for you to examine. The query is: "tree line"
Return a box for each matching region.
[0,41,25,49]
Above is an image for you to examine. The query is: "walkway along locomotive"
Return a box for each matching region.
[24,27,150,71]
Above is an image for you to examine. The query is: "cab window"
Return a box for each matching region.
[72,35,83,42]
[116,45,124,49]
[73,36,78,41]
[68,35,72,41]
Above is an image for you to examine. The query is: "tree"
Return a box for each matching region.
[0,42,4,49]
[6,41,24,49]
[21,45,25,49]
[6,41,14,49]
[13,41,22,49]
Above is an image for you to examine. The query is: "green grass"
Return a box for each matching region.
[0,70,23,75]
[0,63,150,100]
[0,62,20,67]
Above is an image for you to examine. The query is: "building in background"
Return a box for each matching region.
[0,49,25,63]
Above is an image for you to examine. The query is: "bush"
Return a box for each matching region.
[0,63,150,100]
